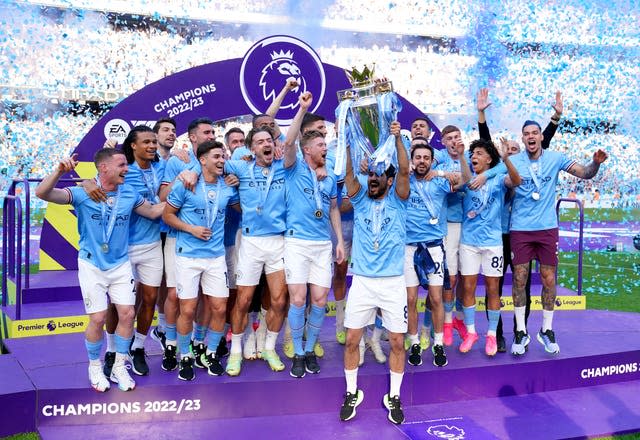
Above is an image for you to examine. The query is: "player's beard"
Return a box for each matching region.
[367,179,387,199]
[414,164,429,178]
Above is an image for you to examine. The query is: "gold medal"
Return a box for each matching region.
[314,210,323,218]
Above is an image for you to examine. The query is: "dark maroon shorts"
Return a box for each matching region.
[510,228,559,267]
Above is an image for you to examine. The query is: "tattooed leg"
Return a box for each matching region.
[540,265,557,311]
[512,263,530,308]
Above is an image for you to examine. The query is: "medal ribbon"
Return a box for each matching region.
[96,178,121,248]
[472,177,493,217]
[140,163,160,203]
[308,163,323,216]
[371,198,386,246]
[412,175,437,221]
[528,156,542,195]
[250,161,275,212]
[200,176,222,229]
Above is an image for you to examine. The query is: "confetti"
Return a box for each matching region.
[0,0,636,223]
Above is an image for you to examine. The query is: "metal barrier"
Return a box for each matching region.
[1,177,79,319]
[556,198,584,296]
[2,192,24,317]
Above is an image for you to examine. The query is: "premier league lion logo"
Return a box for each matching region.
[259,50,306,111]
[240,35,325,124]
[426,424,466,440]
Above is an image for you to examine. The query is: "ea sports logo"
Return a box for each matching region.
[103,118,130,144]
[240,35,326,124]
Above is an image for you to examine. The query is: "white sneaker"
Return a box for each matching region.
[88,364,110,392]
[243,331,257,360]
[110,357,136,391]
[367,338,387,364]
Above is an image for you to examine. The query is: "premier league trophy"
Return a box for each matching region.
[333,65,403,176]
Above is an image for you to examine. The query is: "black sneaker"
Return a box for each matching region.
[129,347,149,376]
[536,328,560,354]
[339,389,364,421]
[162,345,178,371]
[511,330,531,356]
[178,356,195,381]
[408,343,423,366]
[191,342,207,369]
[304,351,320,374]
[216,337,229,358]
[290,354,306,378]
[497,334,507,353]
[383,393,405,425]
[201,352,224,376]
[432,344,448,367]
[150,327,167,350]
[103,351,116,377]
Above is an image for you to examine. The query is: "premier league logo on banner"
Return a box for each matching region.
[240,35,326,124]
[427,425,466,439]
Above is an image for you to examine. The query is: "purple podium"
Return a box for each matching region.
[2,310,640,439]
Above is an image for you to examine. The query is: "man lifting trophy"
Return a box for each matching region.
[336,65,411,425]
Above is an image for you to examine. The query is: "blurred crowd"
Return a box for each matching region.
[1,0,638,210]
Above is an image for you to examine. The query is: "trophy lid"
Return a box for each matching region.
[337,64,393,102]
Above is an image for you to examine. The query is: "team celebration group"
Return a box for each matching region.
[36,84,608,425]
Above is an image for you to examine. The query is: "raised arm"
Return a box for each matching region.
[390,121,410,200]
[453,142,472,191]
[542,90,563,149]
[35,154,78,204]
[329,198,344,264]
[284,91,313,169]
[344,145,362,198]
[477,88,492,141]
[566,149,608,179]
[266,79,299,118]
[500,137,522,188]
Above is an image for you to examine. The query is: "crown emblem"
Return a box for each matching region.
[270,50,294,61]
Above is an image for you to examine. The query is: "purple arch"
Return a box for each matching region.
[43,41,440,269]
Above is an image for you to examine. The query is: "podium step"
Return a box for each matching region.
[0,355,37,437]
[36,379,640,440]
[1,310,639,436]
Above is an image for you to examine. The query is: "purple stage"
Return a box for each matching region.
[35,381,640,440]
[2,310,640,439]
